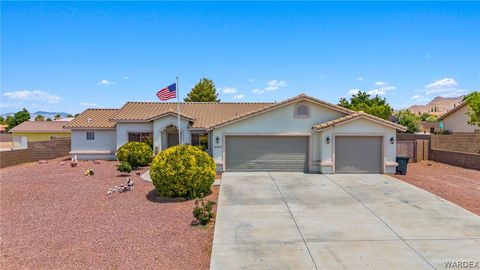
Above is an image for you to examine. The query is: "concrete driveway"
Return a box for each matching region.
[210,173,480,270]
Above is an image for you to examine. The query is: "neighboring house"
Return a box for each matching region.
[65,94,407,174]
[438,102,479,133]
[416,121,439,134]
[10,121,71,144]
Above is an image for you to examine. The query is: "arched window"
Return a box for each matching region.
[295,103,310,118]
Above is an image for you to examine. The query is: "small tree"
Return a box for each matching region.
[339,91,393,120]
[66,114,73,117]
[0,116,6,125]
[46,118,52,122]
[6,108,31,131]
[54,114,62,120]
[464,91,480,126]
[35,114,45,121]
[396,110,420,133]
[117,161,132,175]
[184,78,220,102]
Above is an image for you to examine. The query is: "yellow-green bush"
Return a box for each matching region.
[116,142,153,169]
[150,145,216,199]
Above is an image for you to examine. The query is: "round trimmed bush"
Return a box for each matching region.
[116,142,153,169]
[150,145,216,199]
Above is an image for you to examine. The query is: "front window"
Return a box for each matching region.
[191,133,209,150]
[86,132,95,140]
[128,132,153,148]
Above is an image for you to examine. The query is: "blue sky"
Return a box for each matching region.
[1,1,479,114]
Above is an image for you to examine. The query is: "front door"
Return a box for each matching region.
[167,132,179,148]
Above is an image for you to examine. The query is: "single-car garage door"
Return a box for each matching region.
[225,136,309,172]
[335,136,383,173]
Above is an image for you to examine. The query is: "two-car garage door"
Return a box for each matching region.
[225,136,309,172]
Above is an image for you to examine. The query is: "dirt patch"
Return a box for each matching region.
[0,158,218,269]
[394,161,480,215]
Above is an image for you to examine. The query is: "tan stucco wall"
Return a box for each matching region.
[442,105,479,133]
[211,101,348,172]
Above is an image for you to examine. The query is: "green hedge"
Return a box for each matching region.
[116,142,153,169]
[150,145,216,199]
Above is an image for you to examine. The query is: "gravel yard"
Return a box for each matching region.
[394,161,480,216]
[0,157,218,270]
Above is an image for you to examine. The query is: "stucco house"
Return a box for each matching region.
[65,94,407,174]
[10,121,71,148]
[438,102,479,133]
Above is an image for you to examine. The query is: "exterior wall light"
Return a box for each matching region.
[216,136,220,144]
[390,137,395,144]
[326,136,330,144]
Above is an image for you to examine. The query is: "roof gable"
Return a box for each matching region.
[437,102,466,120]
[313,111,407,132]
[205,93,355,130]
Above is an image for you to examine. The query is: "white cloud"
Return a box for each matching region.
[422,77,468,97]
[248,79,254,83]
[252,88,265,94]
[123,76,129,80]
[348,89,360,95]
[356,77,364,81]
[222,87,237,94]
[265,80,287,91]
[368,81,396,96]
[3,90,61,103]
[425,78,457,91]
[233,94,245,99]
[98,79,115,85]
[367,89,387,96]
[80,102,98,107]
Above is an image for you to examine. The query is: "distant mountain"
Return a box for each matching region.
[1,111,71,120]
[407,96,464,116]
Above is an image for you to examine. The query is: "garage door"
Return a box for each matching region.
[335,136,383,173]
[225,136,309,172]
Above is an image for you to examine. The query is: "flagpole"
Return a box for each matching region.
[176,76,181,145]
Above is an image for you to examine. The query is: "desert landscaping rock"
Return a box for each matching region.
[394,161,480,215]
[0,157,218,270]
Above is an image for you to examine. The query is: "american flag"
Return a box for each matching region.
[156,83,177,101]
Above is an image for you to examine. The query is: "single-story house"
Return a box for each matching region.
[65,94,407,174]
[438,101,479,133]
[10,121,71,144]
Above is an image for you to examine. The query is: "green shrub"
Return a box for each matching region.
[116,142,153,169]
[150,144,216,199]
[117,161,132,174]
[193,198,216,225]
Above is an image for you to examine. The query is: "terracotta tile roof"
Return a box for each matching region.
[205,93,355,130]
[313,111,407,132]
[437,101,466,120]
[9,121,71,133]
[111,102,274,129]
[65,109,118,129]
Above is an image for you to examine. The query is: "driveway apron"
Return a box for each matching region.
[210,172,480,270]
